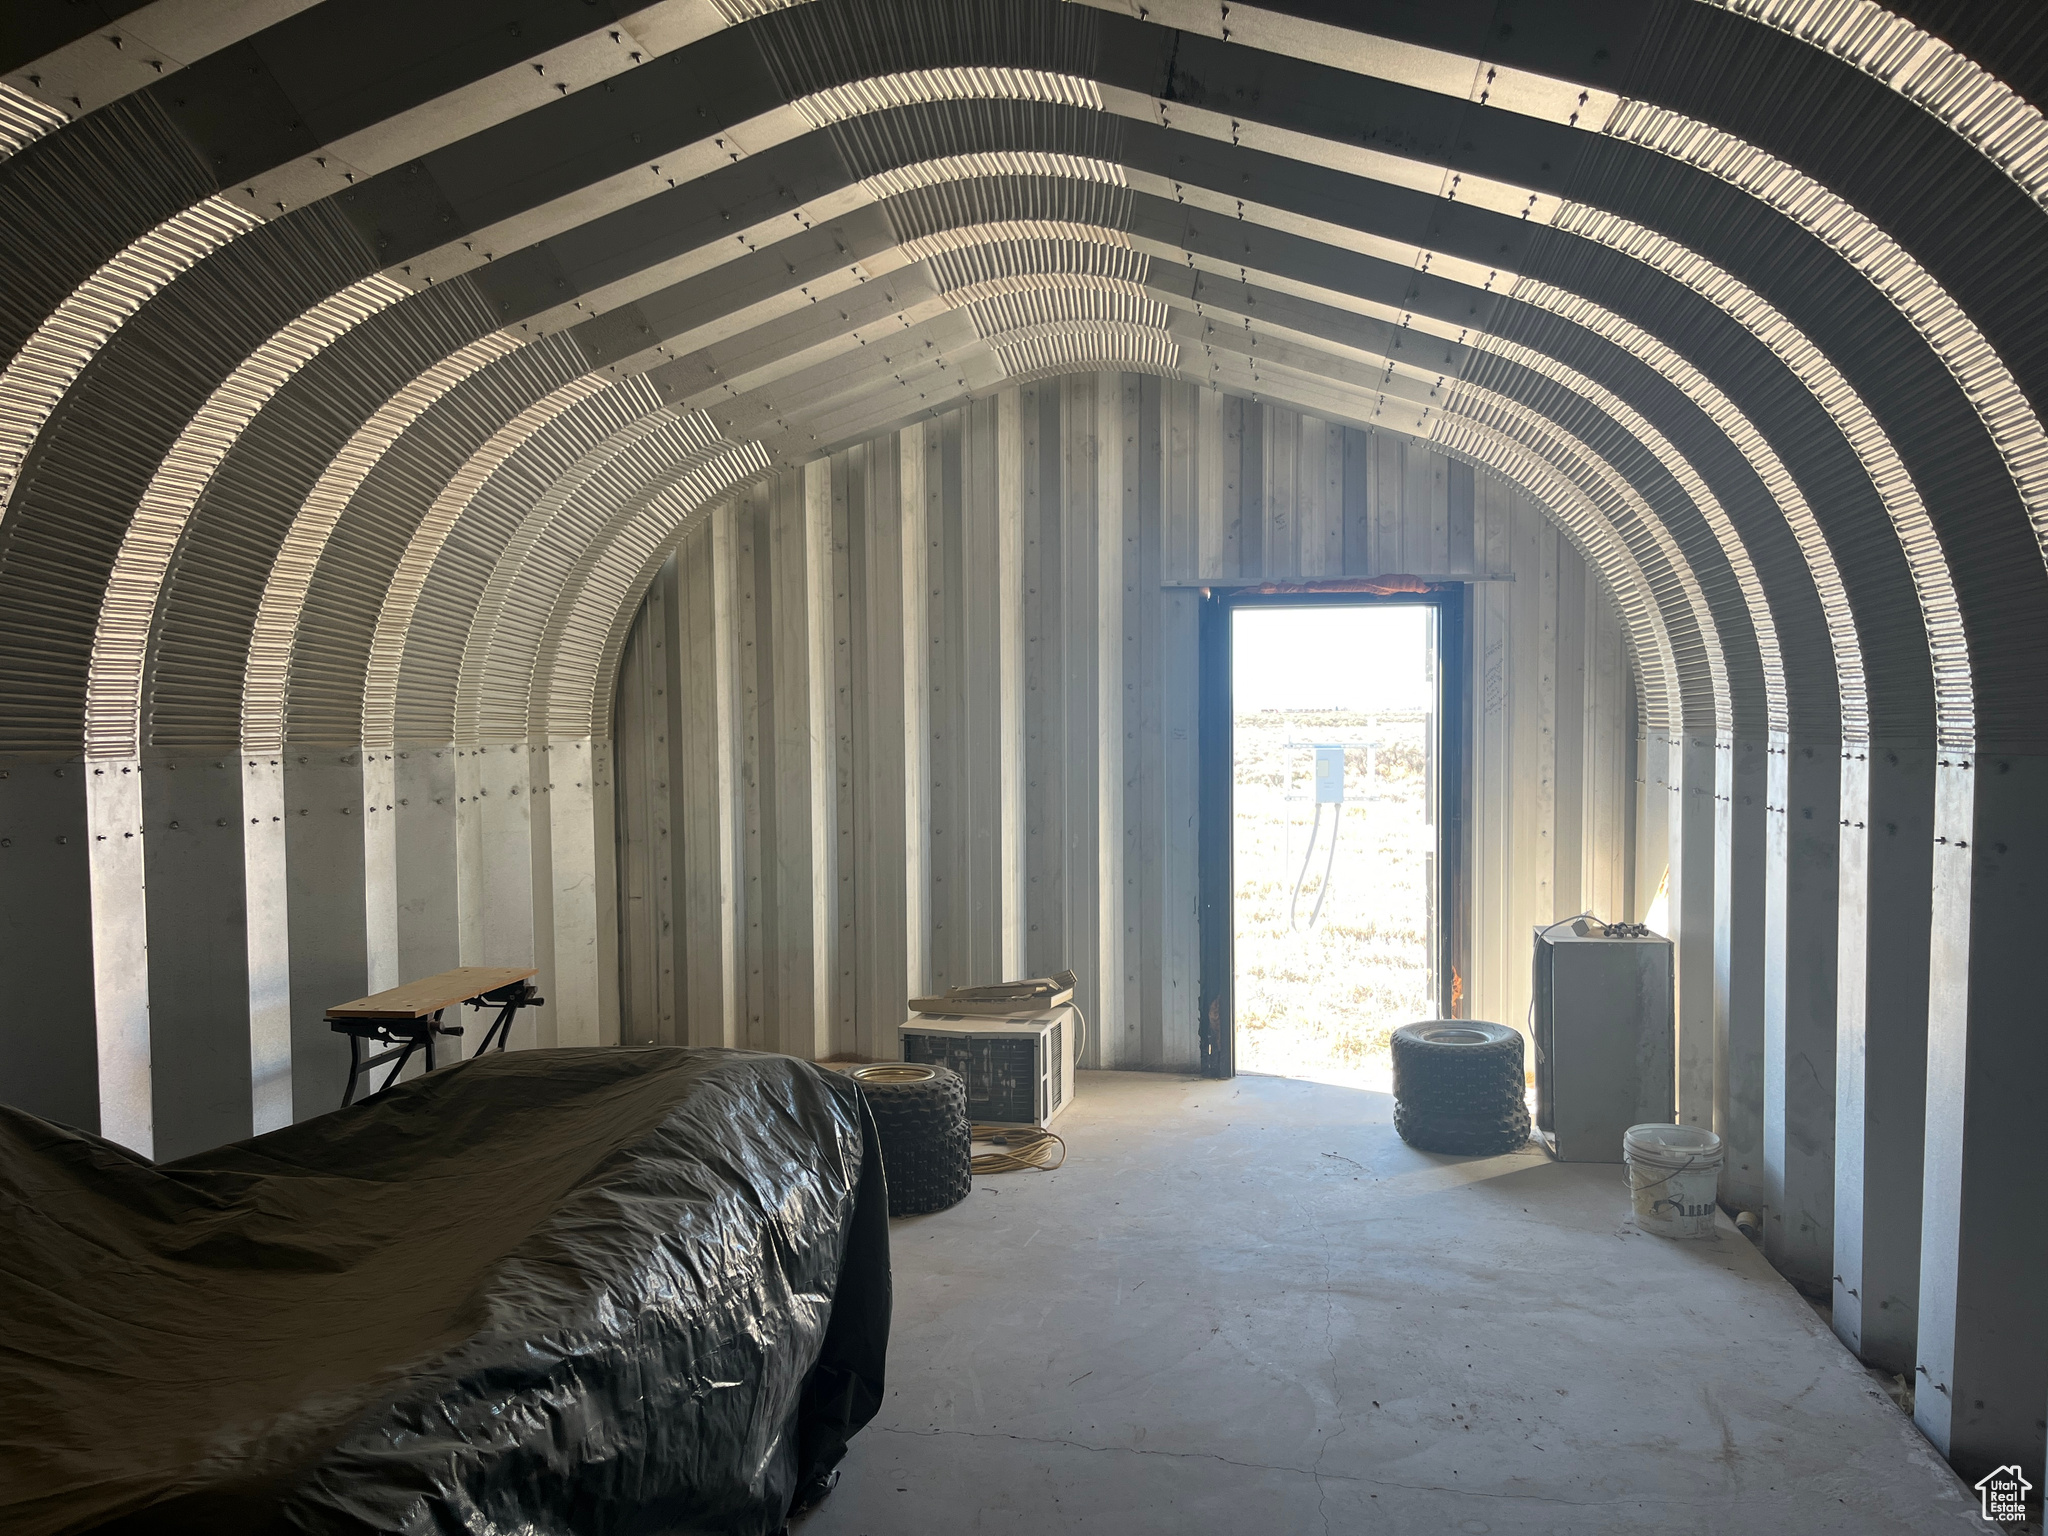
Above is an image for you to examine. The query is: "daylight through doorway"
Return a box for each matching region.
[1231,604,1438,1089]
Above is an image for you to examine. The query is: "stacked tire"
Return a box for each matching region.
[1390,1021,1531,1156]
[849,1063,972,1216]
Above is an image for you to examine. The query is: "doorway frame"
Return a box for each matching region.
[1196,587,1470,1079]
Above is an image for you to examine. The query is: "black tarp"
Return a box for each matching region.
[0,1047,889,1535]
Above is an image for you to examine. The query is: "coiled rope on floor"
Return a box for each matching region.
[970,1124,1066,1173]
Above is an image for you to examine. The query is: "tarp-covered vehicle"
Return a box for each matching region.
[0,1047,889,1535]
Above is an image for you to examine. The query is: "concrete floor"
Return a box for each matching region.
[799,1070,1991,1534]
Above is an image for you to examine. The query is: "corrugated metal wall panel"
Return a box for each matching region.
[611,375,1637,1065]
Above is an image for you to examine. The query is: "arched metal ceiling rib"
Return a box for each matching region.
[2,107,1862,758]
[243,217,1695,757]
[56,148,1744,770]
[241,330,523,755]
[148,313,584,754]
[1667,1,2048,212]
[0,0,743,350]
[84,274,408,760]
[0,0,323,153]
[364,374,615,751]
[140,143,1794,757]
[456,406,719,745]
[456,193,1703,745]
[292,40,1933,745]
[0,84,71,160]
[534,439,770,742]
[392,380,664,746]
[8,0,2031,774]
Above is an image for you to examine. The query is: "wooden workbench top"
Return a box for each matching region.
[326,966,537,1021]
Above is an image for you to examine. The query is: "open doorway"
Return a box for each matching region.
[1226,600,1450,1089]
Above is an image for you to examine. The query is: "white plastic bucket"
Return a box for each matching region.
[1623,1123,1723,1239]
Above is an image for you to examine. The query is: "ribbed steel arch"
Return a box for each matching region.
[0,12,1966,897]
[0,199,388,753]
[1194,0,2048,750]
[365,375,618,751]
[487,430,757,745]
[83,137,1761,770]
[391,382,672,745]
[604,173,1763,734]
[84,273,408,761]
[704,144,1875,753]
[4,0,2031,614]
[0,83,70,159]
[473,82,1809,739]
[673,268,1699,739]
[136,279,533,753]
[651,215,1695,704]
[1492,279,1865,743]
[889,216,1826,740]
[1695,1,2048,212]
[687,220,1700,739]
[535,441,773,744]
[0,13,1949,774]
[683,76,1873,742]
[260,340,604,752]
[638,235,1713,744]
[1094,0,2048,595]
[44,131,1777,794]
[593,135,1761,696]
[243,332,524,754]
[455,409,736,746]
[0,2,323,149]
[0,1,738,358]
[769,0,2028,685]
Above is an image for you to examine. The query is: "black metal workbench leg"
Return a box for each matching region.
[377,1037,421,1096]
[343,1032,365,1106]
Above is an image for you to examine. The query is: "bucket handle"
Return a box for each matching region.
[1624,1150,1709,1193]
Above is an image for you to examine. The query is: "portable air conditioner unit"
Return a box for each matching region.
[898,1005,1078,1128]
[1532,920,1675,1162]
